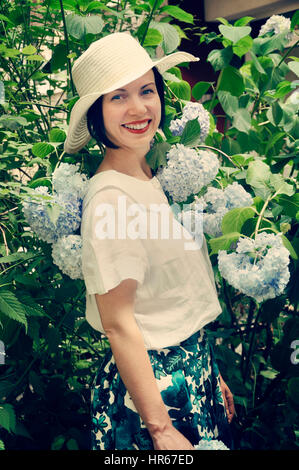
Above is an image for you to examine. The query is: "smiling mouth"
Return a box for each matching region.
[122,119,151,132]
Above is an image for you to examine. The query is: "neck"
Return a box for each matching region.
[102,145,153,178]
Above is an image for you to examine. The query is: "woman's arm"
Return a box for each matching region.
[95,278,194,450]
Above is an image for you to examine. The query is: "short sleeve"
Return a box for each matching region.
[81,187,149,295]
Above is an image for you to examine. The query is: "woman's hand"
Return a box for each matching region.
[219,374,235,424]
[150,423,194,450]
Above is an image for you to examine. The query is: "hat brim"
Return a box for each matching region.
[64,51,199,154]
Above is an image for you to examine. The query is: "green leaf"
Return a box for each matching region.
[216,17,230,26]
[21,45,37,55]
[252,33,290,55]
[260,369,279,379]
[32,142,55,158]
[160,5,194,24]
[150,21,180,54]
[250,51,266,74]
[0,290,27,331]
[232,108,251,133]
[232,36,253,58]
[217,91,238,117]
[0,404,16,433]
[271,101,283,125]
[49,128,66,143]
[51,434,66,450]
[281,235,298,260]
[192,81,212,101]
[66,438,79,450]
[218,66,245,97]
[180,119,202,147]
[25,55,44,62]
[234,17,255,27]
[207,47,233,72]
[246,160,272,200]
[50,43,68,72]
[145,141,171,170]
[0,13,14,25]
[291,10,299,30]
[269,173,294,197]
[209,232,241,255]
[168,79,191,100]
[288,61,299,77]
[276,193,299,218]
[0,115,28,130]
[142,28,163,47]
[65,14,104,39]
[221,207,255,234]
[219,25,251,44]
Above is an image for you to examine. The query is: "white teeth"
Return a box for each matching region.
[123,121,149,130]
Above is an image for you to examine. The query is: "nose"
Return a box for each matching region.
[127,94,147,116]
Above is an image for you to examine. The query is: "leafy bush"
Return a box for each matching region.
[0,0,298,450]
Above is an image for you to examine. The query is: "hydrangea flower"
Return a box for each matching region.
[194,439,229,450]
[156,144,219,202]
[218,232,290,303]
[169,101,210,142]
[52,162,89,199]
[258,15,293,42]
[189,183,253,238]
[22,186,82,244]
[51,235,83,280]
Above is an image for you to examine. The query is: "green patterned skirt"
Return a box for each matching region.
[91,329,233,450]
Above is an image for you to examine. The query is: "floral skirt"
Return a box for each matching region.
[91,329,233,450]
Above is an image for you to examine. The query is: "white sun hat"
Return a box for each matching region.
[64,32,199,154]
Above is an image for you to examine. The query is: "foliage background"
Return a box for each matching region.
[0,0,298,450]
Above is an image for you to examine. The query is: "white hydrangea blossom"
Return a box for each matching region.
[51,235,83,280]
[169,101,210,142]
[156,144,219,202]
[194,439,229,450]
[188,182,254,238]
[258,15,293,42]
[52,162,89,199]
[218,233,290,303]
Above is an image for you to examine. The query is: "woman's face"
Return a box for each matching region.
[102,69,161,150]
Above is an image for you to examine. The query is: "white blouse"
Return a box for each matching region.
[81,170,222,349]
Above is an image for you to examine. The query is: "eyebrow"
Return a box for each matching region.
[113,82,155,92]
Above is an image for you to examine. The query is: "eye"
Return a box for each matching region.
[142,88,154,95]
[111,94,123,101]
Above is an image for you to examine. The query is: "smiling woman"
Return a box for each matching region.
[64,32,234,451]
[87,66,165,149]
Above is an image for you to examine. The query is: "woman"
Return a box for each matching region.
[64,32,235,450]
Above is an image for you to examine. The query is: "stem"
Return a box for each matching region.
[277,38,299,68]
[207,68,223,113]
[196,144,244,169]
[118,0,128,32]
[243,305,260,384]
[59,0,75,96]
[140,0,159,46]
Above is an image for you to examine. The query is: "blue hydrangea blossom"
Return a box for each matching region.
[52,162,89,199]
[218,233,290,303]
[156,144,219,202]
[190,183,254,238]
[22,186,82,244]
[51,235,83,279]
[169,101,210,142]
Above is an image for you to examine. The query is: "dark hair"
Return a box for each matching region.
[86,66,165,149]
